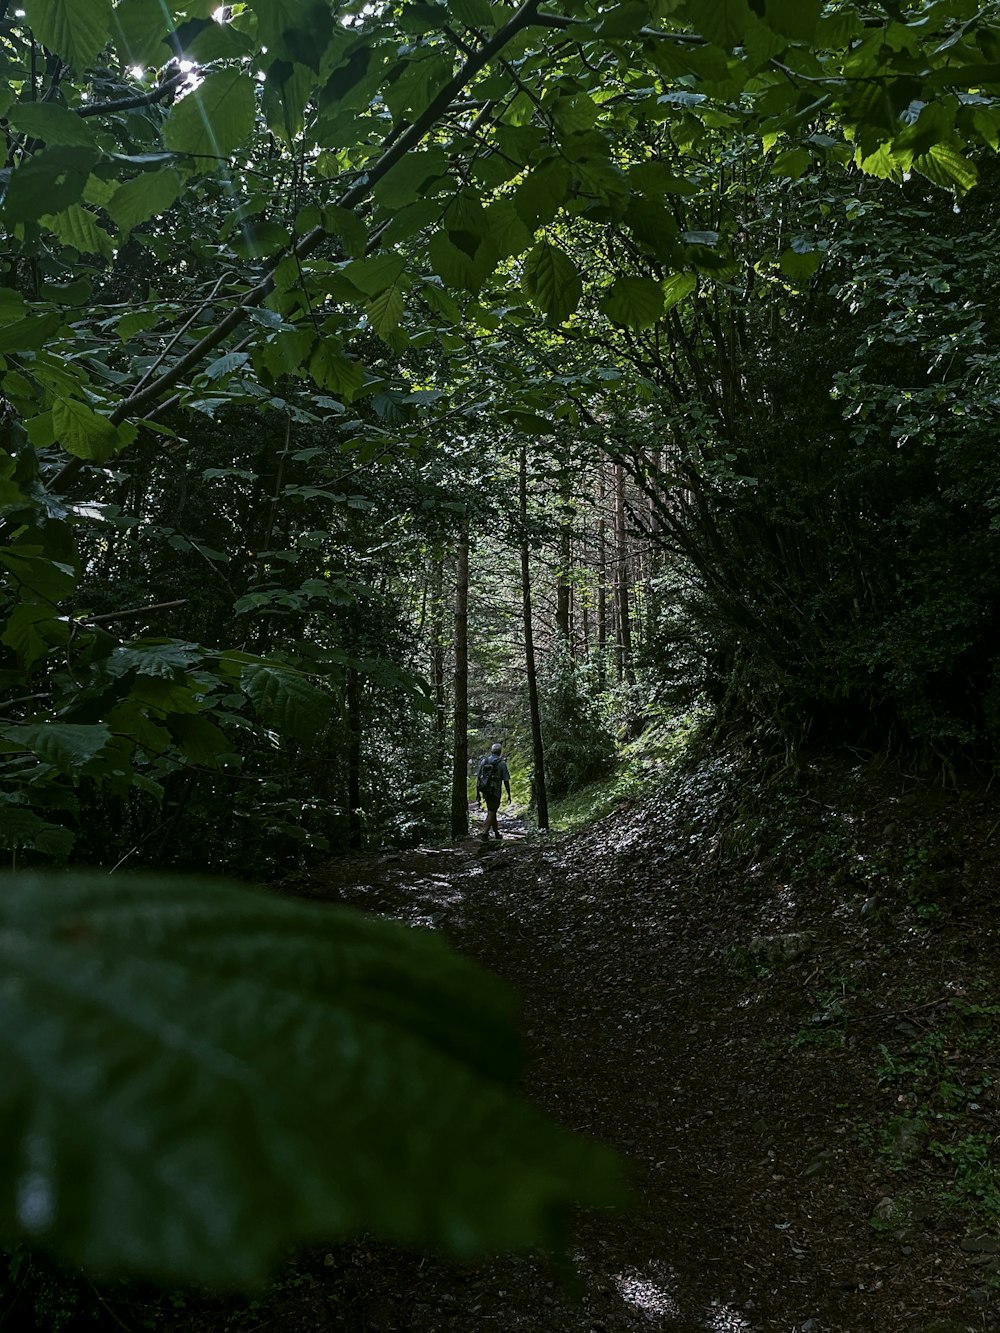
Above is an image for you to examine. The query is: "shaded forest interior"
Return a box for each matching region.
[2,2,1000,1330]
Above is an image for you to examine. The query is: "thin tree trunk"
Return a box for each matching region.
[521,444,548,830]
[615,462,635,685]
[556,467,572,651]
[346,665,363,851]
[430,555,447,767]
[597,463,608,687]
[450,534,470,839]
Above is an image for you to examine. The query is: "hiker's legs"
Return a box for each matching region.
[482,807,497,838]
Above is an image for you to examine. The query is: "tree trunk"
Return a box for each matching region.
[346,664,363,851]
[521,444,549,830]
[615,462,635,685]
[430,555,447,767]
[597,464,608,687]
[450,534,470,838]
[555,461,574,652]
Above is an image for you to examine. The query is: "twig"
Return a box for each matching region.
[79,599,188,623]
[85,1281,135,1333]
[131,269,237,396]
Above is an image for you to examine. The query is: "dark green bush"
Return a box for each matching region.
[540,653,617,798]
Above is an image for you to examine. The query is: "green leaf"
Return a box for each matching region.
[0,550,76,603]
[39,205,113,259]
[661,271,696,310]
[596,2,649,38]
[0,312,63,356]
[106,169,183,236]
[500,409,559,435]
[2,148,98,224]
[684,0,752,48]
[0,603,66,667]
[383,51,452,123]
[166,714,230,766]
[522,242,582,324]
[105,641,203,680]
[241,664,333,743]
[23,0,113,69]
[421,281,462,324]
[485,198,533,260]
[53,398,126,463]
[174,15,256,62]
[770,147,811,180]
[0,805,74,856]
[764,0,820,41]
[163,69,257,169]
[514,163,571,230]
[261,59,314,147]
[855,141,905,184]
[551,92,599,135]
[129,674,204,716]
[117,310,160,341]
[111,0,174,65]
[912,142,979,195]
[373,147,451,210]
[429,230,498,294]
[5,104,97,149]
[447,0,496,29]
[0,873,623,1285]
[106,702,172,759]
[318,205,368,259]
[778,246,822,279]
[625,196,683,261]
[629,161,697,197]
[742,14,789,69]
[344,252,407,298]
[366,286,405,339]
[200,351,251,382]
[255,330,316,380]
[308,345,366,401]
[0,722,112,773]
[231,222,290,259]
[572,159,630,216]
[600,276,665,330]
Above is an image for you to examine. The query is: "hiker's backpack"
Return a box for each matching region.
[479,754,503,800]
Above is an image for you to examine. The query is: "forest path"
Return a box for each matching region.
[294,781,995,1333]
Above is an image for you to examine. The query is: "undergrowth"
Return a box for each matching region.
[544,705,709,833]
[608,726,1000,1243]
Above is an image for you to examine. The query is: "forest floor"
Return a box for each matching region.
[94,746,1000,1332]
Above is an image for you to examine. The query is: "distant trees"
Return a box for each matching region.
[2,0,999,866]
[2,0,1000,1293]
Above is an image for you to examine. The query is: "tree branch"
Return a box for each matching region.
[532,10,706,44]
[108,0,543,421]
[78,600,189,623]
[76,69,189,118]
[39,1,545,501]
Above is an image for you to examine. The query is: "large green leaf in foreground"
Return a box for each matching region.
[0,874,624,1285]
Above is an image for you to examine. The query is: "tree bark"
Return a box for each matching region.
[430,554,447,768]
[346,664,363,851]
[615,462,635,685]
[597,462,608,686]
[521,444,549,830]
[555,466,573,651]
[450,534,470,839]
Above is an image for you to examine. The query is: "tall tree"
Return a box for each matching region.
[450,534,470,839]
[520,443,549,831]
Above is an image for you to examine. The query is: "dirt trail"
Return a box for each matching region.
[291,770,999,1333]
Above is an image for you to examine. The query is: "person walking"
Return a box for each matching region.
[476,742,511,841]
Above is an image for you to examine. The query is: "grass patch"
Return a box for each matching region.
[545,706,709,833]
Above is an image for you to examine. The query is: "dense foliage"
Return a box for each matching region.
[1,0,1000,1287]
